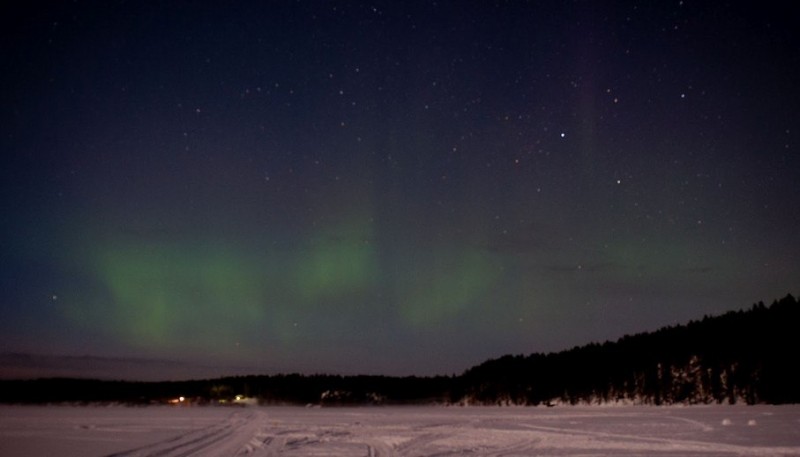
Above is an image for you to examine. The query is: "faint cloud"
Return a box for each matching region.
[0,353,254,381]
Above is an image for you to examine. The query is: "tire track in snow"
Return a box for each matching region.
[364,439,395,457]
[396,432,448,453]
[254,427,397,457]
[98,407,800,457]
[516,421,799,455]
[106,410,272,457]
[667,415,716,432]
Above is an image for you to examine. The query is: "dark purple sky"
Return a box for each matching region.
[1,1,798,380]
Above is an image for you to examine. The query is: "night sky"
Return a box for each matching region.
[2,1,799,380]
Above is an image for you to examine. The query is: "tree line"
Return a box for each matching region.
[1,294,797,405]
[460,294,799,405]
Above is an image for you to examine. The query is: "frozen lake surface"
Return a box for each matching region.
[1,404,799,456]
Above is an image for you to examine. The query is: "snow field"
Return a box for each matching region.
[1,405,799,456]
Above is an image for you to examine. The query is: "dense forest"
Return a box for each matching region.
[1,294,798,405]
[460,294,800,405]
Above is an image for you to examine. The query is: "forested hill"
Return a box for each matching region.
[1,295,798,405]
[460,294,800,405]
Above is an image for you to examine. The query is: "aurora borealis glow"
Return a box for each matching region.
[1,1,799,379]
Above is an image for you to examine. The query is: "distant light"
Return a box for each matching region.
[616,179,622,184]
[179,396,185,402]
[560,132,566,138]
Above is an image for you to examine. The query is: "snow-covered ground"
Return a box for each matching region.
[1,404,799,456]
